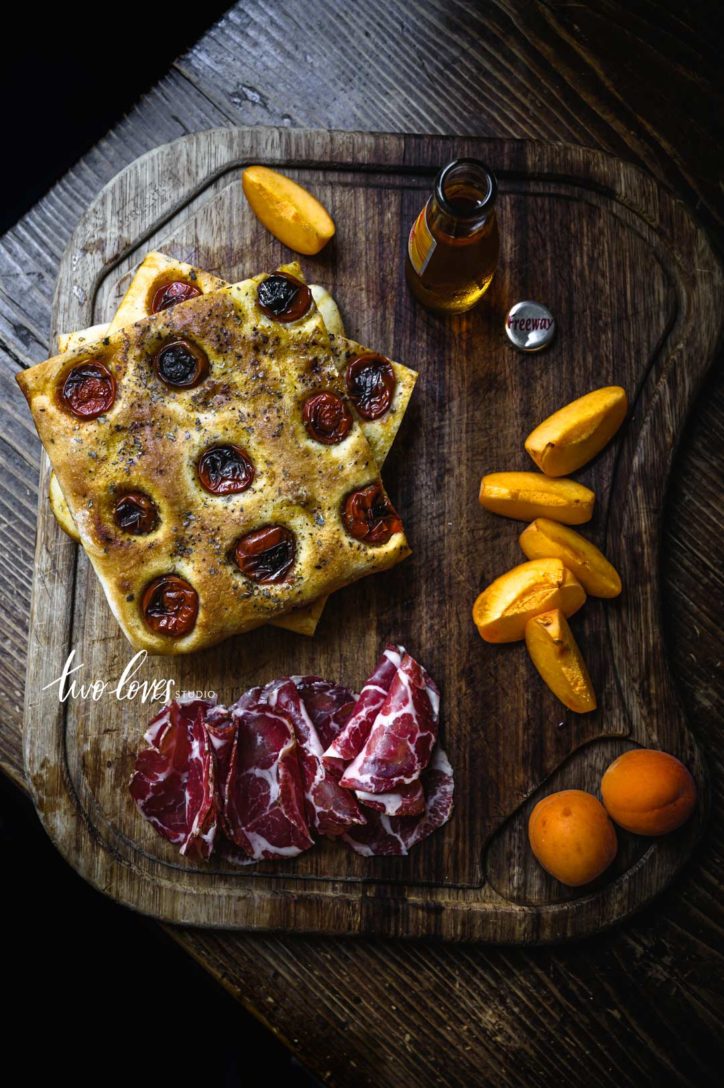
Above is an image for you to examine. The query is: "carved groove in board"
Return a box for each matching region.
[23,127,721,941]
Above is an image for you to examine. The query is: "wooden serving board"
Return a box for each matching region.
[23,128,721,942]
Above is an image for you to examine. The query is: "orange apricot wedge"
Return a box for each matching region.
[525,609,597,712]
[242,165,335,255]
[472,558,586,643]
[519,518,621,598]
[479,472,595,525]
[525,386,628,476]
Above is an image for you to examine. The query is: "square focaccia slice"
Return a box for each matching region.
[108,251,226,332]
[19,269,410,654]
[55,256,417,637]
[330,333,417,466]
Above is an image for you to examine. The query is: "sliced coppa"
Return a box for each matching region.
[130,697,218,860]
[339,653,440,794]
[322,644,404,766]
[142,693,213,748]
[290,676,357,750]
[343,748,454,856]
[204,705,237,814]
[222,703,314,860]
[182,709,217,859]
[291,675,358,778]
[263,678,365,837]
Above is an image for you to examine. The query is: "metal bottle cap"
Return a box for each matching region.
[505,300,556,352]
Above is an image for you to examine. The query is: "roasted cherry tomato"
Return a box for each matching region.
[197,444,255,495]
[257,273,312,322]
[150,279,202,313]
[234,525,296,583]
[302,392,353,444]
[342,483,402,545]
[154,340,209,388]
[114,491,159,535]
[141,575,198,637]
[345,353,396,420]
[59,361,116,419]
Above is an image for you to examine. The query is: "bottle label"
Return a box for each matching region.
[408,206,436,276]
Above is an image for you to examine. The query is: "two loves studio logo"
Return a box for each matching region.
[42,649,216,704]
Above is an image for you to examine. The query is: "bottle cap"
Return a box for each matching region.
[505,301,556,352]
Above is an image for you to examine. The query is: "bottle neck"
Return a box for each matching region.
[428,158,497,240]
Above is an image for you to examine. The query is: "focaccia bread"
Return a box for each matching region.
[108,251,226,333]
[19,268,410,654]
[54,253,417,637]
[330,333,418,466]
[58,253,418,466]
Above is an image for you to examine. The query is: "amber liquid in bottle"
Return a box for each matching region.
[405,158,499,314]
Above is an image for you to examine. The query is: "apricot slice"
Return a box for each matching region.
[528,789,618,886]
[472,558,586,643]
[242,165,335,255]
[525,609,596,712]
[601,748,697,835]
[519,518,621,598]
[525,386,628,476]
[479,472,595,525]
[49,472,80,543]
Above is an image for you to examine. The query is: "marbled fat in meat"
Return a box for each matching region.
[343,748,454,856]
[322,644,404,765]
[339,653,440,793]
[222,703,313,860]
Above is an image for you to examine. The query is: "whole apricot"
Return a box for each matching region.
[528,789,618,886]
[601,748,697,835]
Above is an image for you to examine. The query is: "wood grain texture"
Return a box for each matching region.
[0,71,230,790]
[178,0,724,253]
[21,126,720,944]
[1,0,723,1082]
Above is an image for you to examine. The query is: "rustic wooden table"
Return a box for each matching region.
[2,3,722,1084]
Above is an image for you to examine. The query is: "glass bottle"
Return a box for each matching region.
[405,158,499,314]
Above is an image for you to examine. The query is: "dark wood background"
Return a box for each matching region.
[1,2,722,1084]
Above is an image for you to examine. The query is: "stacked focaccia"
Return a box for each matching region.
[19,253,417,651]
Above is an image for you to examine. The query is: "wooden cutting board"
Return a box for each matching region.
[23,127,721,942]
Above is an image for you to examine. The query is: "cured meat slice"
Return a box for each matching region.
[355,779,425,817]
[263,678,365,837]
[181,708,217,859]
[290,676,357,751]
[339,653,440,793]
[343,747,454,856]
[204,687,261,794]
[222,703,313,860]
[204,705,236,816]
[322,644,404,766]
[143,692,213,748]
[130,697,217,860]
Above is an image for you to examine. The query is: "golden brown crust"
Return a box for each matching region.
[329,334,417,465]
[19,270,410,654]
[53,256,417,638]
[108,251,226,333]
[48,471,80,542]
